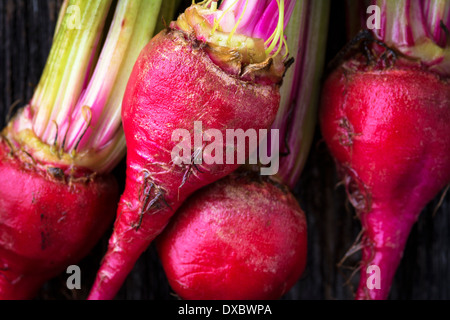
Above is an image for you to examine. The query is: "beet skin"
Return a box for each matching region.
[320,63,450,300]
[0,138,118,300]
[156,173,308,300]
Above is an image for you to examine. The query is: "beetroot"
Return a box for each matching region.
[321,65,450,300]
[88,1,295,300]
[0,0,167,299]
[153,0,331,300]
[320,0,450,299]
[88,29,282,300]
[0,138,117,300]
[156,172,307,300]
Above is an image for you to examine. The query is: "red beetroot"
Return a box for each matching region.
[320,61,450,299]
[156,172,307,300]
[0,137,118,300]
[320,0,450,300]
[153,0,331,300]
[0,0,166,299]
[87,28,284,300]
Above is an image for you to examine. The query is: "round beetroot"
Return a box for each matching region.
[0,138,118,299]
[156,173,307,300]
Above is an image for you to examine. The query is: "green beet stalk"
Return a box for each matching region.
[272,0,330,189]
[6,0,167,174]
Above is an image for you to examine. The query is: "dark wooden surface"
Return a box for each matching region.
[0,0,448,300]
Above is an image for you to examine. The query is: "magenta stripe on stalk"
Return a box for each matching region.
[251,0,296,42]
[234,0,269,35]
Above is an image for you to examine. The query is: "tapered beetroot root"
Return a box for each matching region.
[156,172,307,300]
[0,138,118,300]
[87,29,283,300]
[320,63,450,300]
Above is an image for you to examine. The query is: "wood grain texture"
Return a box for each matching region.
[0,0,448,300]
